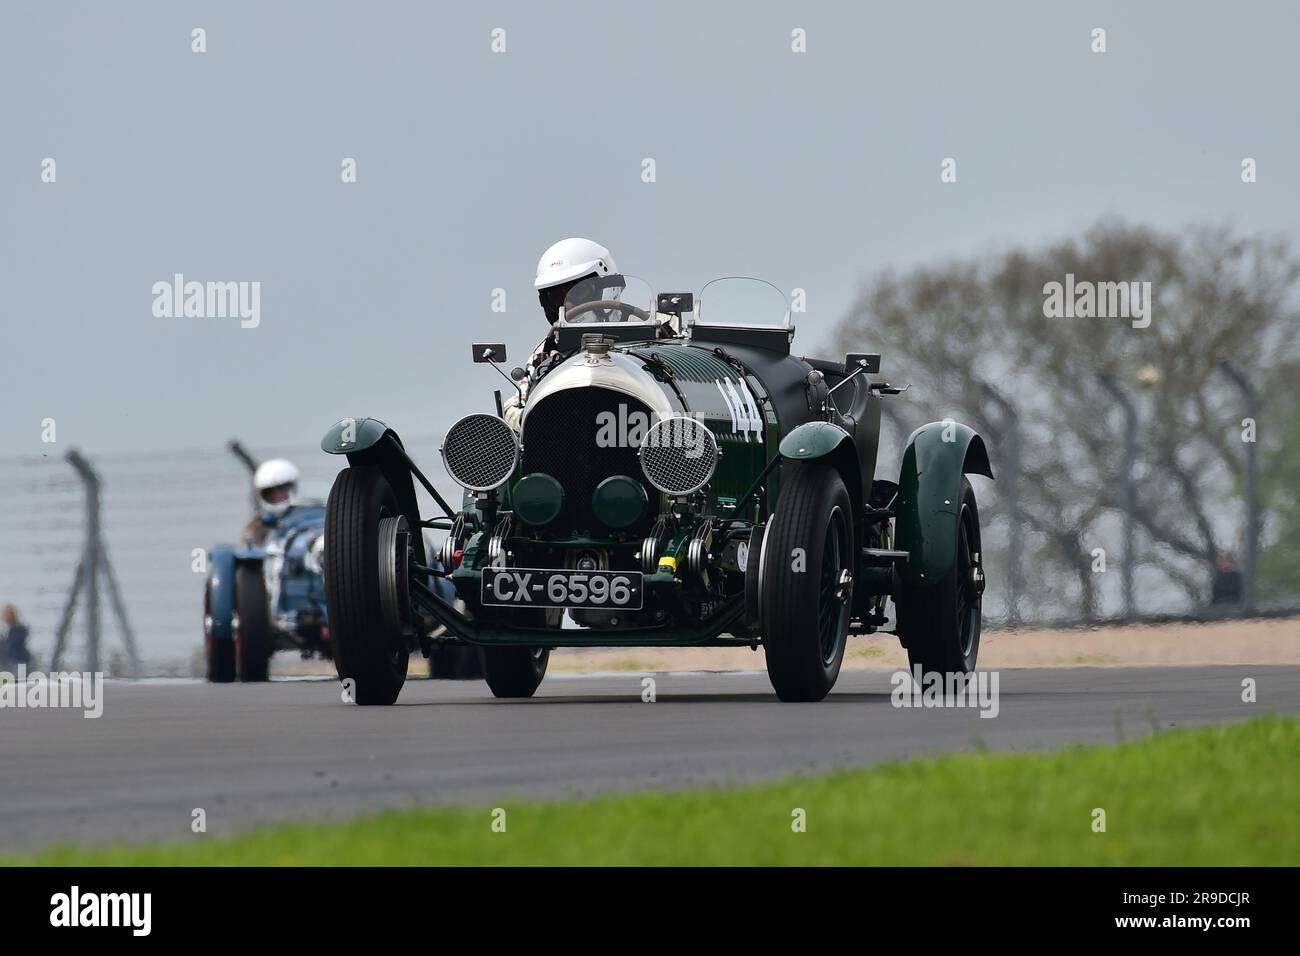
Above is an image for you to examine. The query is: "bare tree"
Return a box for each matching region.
[833,220,1300,620]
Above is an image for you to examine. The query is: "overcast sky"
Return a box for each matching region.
[3,0,1298,459]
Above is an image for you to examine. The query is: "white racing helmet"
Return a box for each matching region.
[536,238,620,324]
[253,458,299,516]
[534,237,618,290]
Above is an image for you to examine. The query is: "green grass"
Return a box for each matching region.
[9,717,1297,866]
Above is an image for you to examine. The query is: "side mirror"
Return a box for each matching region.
[657,292,694,315]
[844,352,880,375]
[473,343,507,364]
[510,366,527,382]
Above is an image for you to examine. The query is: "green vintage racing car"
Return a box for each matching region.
[320,276,992,704]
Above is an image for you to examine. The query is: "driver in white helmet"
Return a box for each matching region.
[503,237,621,431]
[242,458,300,547]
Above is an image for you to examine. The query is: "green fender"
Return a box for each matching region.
[321,416,393,454]
[778,421,864,539]
[319,416,428,566]
[895,420,994,587]
[779,420,850,461]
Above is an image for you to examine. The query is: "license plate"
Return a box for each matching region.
[481,568,643,610]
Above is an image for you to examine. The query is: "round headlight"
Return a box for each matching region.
[513,472,565,527]
[441,414,519,492]
[638,417,719,496]
[592,474,648,530]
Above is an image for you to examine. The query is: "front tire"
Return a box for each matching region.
[235,565,272,682]
[204,582,235,683]
[325,466,410,705]
[761,463,855,702]
[896,477,984,675]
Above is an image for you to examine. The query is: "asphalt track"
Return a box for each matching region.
[1,666,1297,852]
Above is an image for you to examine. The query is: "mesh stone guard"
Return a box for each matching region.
[638,417,720,496]
[441,413,519,491]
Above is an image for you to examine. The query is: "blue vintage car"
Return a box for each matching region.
[204,503,330,682]
[203,501,476,682]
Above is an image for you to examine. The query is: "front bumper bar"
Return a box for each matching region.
[409,575,749,648]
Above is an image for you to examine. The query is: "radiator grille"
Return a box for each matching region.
[521,387,658,534]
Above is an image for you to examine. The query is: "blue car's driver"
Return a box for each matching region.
[242,457,300,547]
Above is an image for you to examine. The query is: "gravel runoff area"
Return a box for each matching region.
[258,616,1300,678]
[547,615,1300,674]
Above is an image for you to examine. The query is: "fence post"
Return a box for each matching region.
[50,449,142,676]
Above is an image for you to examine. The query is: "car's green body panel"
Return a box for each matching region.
[895,421,994,587]
[623,343,772,509]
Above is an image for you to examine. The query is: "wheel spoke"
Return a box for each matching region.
[814,507,852,664]
[955,507,977,656]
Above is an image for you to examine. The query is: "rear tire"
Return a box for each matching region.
[761,463,854,702]
[428,645,484,680]
[235,565,272,682]
[897,477,984,676]
[325,466,410,705]
[480,646,549,698]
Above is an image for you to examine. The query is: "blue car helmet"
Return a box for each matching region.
[254,458,300,518]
